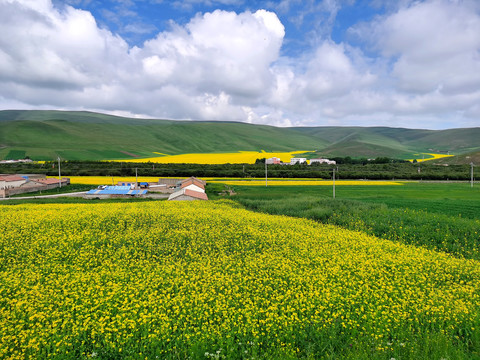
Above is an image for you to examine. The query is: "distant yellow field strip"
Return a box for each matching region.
[118,150,311,164]
[408,153,454,163]
[49,176,162,185]
[209,180,404,186]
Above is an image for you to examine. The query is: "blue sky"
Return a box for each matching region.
[1,0,480,129]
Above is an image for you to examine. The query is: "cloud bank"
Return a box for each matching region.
[0,0,479,129]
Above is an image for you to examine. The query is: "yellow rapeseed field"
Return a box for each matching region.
[408,153,454,163]
[117,150,310,164]
[1,200,479,359]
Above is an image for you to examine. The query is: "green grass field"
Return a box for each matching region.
[217,182,480,261]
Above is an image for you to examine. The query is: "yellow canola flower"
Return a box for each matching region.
[407,153,454,163]
[0,200,479,359]
[116,150,310,164]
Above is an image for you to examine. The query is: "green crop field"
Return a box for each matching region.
[5,150,26,160]
[221,182,480,261]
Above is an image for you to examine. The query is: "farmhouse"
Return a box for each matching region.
[180,177,206,193]
[0,174,69,198]
[168,177,208,201]
[0,175,27,189]
[266,157,281,165]
[168,188,208,201]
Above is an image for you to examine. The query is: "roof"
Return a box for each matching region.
[180,179,205,190]
[35,178,68,185]
[185,189,208,200]
[181,177,206,186]
[86,186,147,196]
[0,175,26,182]
[168,188,208,201]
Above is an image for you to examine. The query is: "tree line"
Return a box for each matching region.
[0,158,475,181]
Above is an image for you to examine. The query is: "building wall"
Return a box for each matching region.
[158,178,184,187]
[0,179,26,189]
[3,182,67,198]
[290,158,307,165]
[182,184,205,193]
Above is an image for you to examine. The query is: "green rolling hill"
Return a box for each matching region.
[0,110,479,161]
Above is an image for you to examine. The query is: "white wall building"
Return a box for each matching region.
[310,158,336,165]
[290,158,307,165]
[0,175,27,189]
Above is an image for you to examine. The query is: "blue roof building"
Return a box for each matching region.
[86,186,147,196]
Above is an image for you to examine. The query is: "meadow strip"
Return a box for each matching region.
[209,180,404,186]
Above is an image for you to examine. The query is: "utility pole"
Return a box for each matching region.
[265,161,268,187]
[57,157,62,188]
[471,162,474,188]
[135,167,138,190]
[333,167,336,199]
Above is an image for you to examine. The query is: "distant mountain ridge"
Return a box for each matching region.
[1,110,479,161]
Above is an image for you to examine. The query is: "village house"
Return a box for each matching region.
[168,177,208,201]
[266,157,281,165]
[180,177,205,193]
[0,174,27,189]
[0,174,70,198]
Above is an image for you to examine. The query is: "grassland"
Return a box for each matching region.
[0,111,322,161]
[1,110,480,161]
[1,200,480,359]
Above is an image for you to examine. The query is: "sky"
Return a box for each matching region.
[0,0,479,129]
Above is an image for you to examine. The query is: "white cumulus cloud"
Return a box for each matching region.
[0,0,480,129]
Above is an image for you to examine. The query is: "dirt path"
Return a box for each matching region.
[0,192,87,201]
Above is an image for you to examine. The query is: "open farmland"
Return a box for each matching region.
[1,200,480,359]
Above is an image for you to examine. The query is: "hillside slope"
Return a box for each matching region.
[293,126,480,158]
[1,110,479,161]
[0,110,325,160]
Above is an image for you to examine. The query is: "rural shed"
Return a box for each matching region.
[168,188,208,201]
